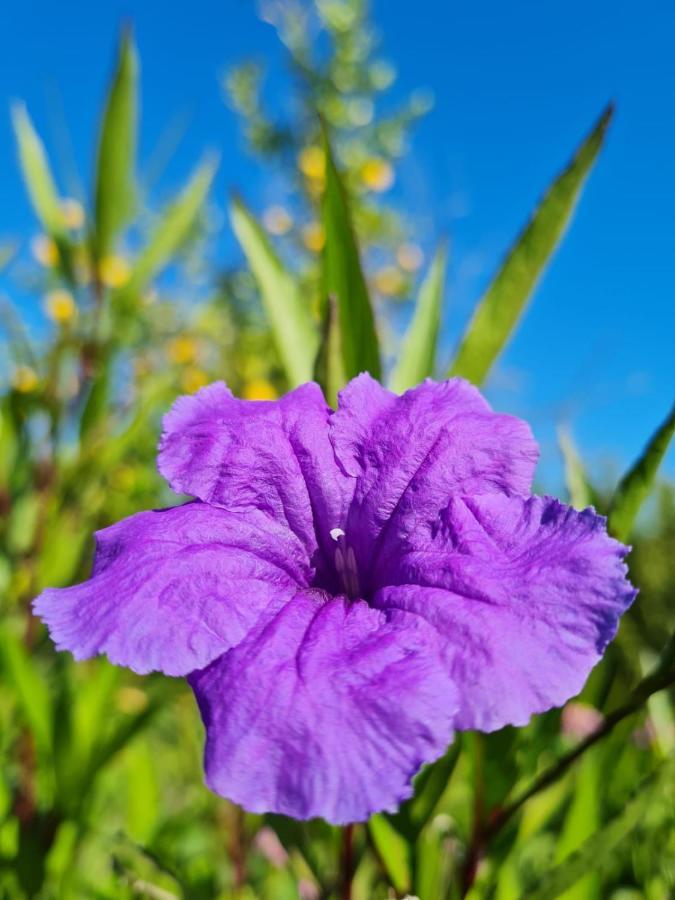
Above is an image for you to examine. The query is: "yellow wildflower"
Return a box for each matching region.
[396,243,424,273]
[44,289,77,324]
[61,198,85,230]
[181,367,209,394]
[243,378,277,401]
[373,265,404,296]
[167,335,198,365]
[298,145,325,181]
[99,255,131,288]
[31,234,58,268]
[262,205,293,236]
[361,158,394,192]
[12,366,39,393]
[302,222,325,253]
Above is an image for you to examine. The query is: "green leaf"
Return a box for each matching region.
[558,426,594,510]
[449,104,613,386]
[389,242,448,393]
[80,691,165,797]
[230,196,317,386]
[554,753,601,900]
[388,740,462,842]
[11,103,64,237]
[529,757,675,900]
[368,814,412,894]
[93,29,138,259]
[125,156,217,294]
[607,403,675,542]
[79,355,111,441]
[0,625,53,754]
[320,129,381,403]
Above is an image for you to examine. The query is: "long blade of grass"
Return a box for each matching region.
[0,626,53,754]
[125,156,217,293]
[320,129,380,403]
[558,426,595,510]
[368,814,412,895]
[607,403,675,541]
[230,196,317,386]
[11,103,65,238]
[449,104,613,385]
[93,29,138,259]
[389,242,448,393]
[529,756,675,900]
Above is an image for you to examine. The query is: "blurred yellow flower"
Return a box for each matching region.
[61,198,85,230]
[243,378,277,401]
[396,242,424,273]
[361,158,394,192]
[167,335,198,365]
[44,289,77,324]
[181,367,209,393]
[302,222,325,253]
[115,686,148,714]
[99,254,131,288]
[373,265,404,296]
[12,365,39,393]
[262,205,294,236]
[31,234,58,268]
[298,145,325,181]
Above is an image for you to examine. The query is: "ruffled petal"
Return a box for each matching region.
[158,382,352,563]
[374,494,636,731]
[330,374,539,587]
[189,592,457,823]
[33,502,309,676]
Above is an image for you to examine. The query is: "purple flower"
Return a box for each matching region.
[34,375,636,823]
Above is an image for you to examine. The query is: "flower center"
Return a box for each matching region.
[329,528,360,599]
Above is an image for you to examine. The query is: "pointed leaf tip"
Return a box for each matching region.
[448,104,613,386]
[320,129,381,402]
[230,195,317,387]
[93,30,139,258]
[608,403,675,541]
[390,241,448,393]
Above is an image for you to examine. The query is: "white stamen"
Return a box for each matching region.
[330,527,346,542]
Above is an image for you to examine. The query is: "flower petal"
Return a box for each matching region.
[189,593,457,823]
[158,382,352,562]
[330,374,538,586]
[33,502,309,676]
[374,494,636,731]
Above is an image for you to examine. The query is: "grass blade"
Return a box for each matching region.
[529,757,675,900]
[126,156,217,293]
[320,129,381,402]
[230,195,318,386]
[449,104,613,385]
[389,242,448,393]
[558,426,595,510]
[93,29,138,259]
[11,103,64,238]
[607,403,675,541]
[0,626,53,754]
[368,814,412,894]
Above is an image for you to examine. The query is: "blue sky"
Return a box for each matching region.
[1,0,673,487]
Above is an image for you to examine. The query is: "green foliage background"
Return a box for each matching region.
[0,2,673,897]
